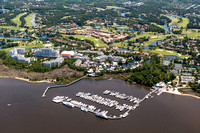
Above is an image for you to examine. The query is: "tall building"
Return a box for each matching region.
[9,48,31,63]
[43,57,64,67]
[34,47,60,57]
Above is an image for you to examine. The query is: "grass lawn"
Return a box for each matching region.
[169,17,179,26]
[151,23,164,28]
[96,7,105,11]
[24,13,35,27]
[0,43,44,52]
[111,25,130,29]
[180,29,200,38]
[63,35,108,47]
[128,32,167,46]
[61,16,71,19]
[82,26,93,29]
[146,48,190,59]
[113,42,127,47]
[11,13,27,27]
[178,18,189,28]
[106,6,125,9]
[166,15,189,29]
[63,6,69,8]
[0,26,25,31]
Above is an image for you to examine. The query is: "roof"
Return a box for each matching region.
[174,63,183,70]
[163,60,171,66]
[61,51,75,56]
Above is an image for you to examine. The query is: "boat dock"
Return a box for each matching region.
[42,75,87,97]
[52,89,162,120]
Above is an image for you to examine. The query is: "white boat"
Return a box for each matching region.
[52,96,65,103]
[81,107,88,112]
[63,101,74,108]
[122,112,129,118]
[95,111,108,119]
[103,90,110,95]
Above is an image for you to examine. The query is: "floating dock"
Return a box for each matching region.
[52,89,162,120]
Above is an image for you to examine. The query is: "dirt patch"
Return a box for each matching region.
[0,60,84,82]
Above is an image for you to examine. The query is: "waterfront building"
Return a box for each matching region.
[155,82,167,88]
[34,47,60,57]
[9,48,31,63]
[43,57,64,67]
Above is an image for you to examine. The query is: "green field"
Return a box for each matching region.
[106,6,125,9]
[173,29,200,38]
[166,16,189,29]
[63,6,69,8]
[147,48,190,59]
[180,29,200,38]
[24,13,35,27]
[111,25,130,29]
[61,16,71,19]
[63,35,107,47]
[169,17,179,26]
[11,13,27,27]
[128,32,167,46]
[151,23,164,28]
[0,26,25,31]
[96,7,105,11]
[0,43,44,52]
[178,18,189,28]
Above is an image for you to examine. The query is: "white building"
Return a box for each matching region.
[74,59,82,67]
[9,48,31,63]
[156,82,167,88]
[43,57,64,67]
[93,55,125,62]
[34,47,60,57]
[61,51,76,58]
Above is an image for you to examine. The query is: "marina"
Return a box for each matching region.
[1,78,200,133]
[52,89,162,120]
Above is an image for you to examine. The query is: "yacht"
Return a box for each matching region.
[62,101,74,108]
[95,111,108,119]
[52,96,65,103]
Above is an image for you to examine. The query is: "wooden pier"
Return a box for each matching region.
[42,75,87,97]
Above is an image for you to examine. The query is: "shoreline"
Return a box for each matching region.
[0,76,52,84]
[162,90,200,99]
[0,75,199,100]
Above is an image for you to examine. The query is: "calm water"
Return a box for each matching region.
[0,78,200,133]
[164,55,182,60]
[30,14,37,27]
[0,36,29,40]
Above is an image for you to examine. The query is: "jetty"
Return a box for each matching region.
[42,75,87,97]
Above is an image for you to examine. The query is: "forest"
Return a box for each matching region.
[127,55,176,87]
